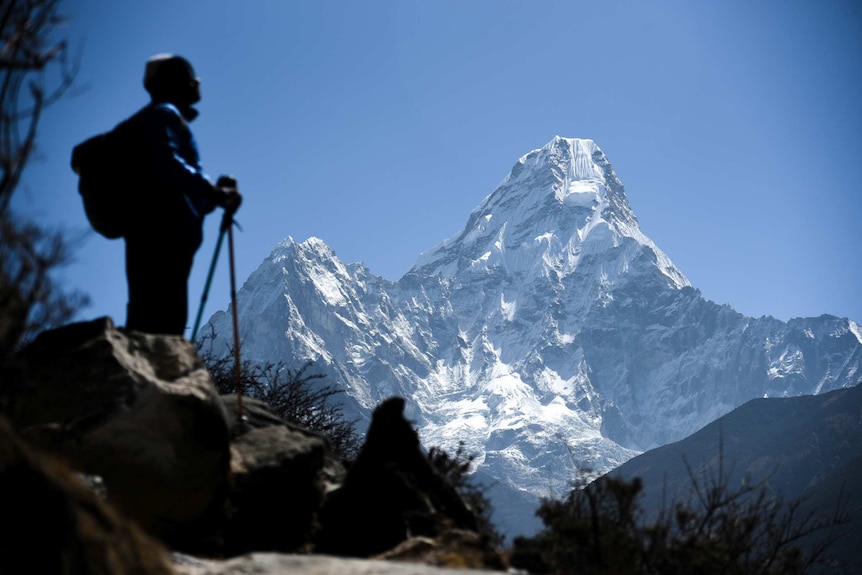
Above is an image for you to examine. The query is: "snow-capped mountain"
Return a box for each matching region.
[204,136,862,538]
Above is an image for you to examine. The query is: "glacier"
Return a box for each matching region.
[203,136,862,538]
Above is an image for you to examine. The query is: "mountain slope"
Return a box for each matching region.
[204,136,862,538]
[609,383,862,572]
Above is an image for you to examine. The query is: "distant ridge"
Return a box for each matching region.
[610,383,862,571]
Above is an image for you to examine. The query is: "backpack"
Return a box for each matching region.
[70,113,143,239]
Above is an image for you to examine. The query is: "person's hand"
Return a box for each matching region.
[216,175,238,191]
[216,175,242,214]
[222,189,242,214]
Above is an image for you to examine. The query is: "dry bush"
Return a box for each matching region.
[510,455,848,575]
[198,338,361,461]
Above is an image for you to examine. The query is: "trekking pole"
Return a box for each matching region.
[226,210,245,423]
[191,220,228,342]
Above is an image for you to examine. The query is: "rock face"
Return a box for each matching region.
[1,317,231,546]
[203,136,862,538]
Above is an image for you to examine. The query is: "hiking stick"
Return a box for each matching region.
[190,217,228,342]
[226,212,244,422]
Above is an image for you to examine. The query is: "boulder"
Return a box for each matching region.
[220,395,344,554]
[316,397,477,557]
[0,317,231,547]
[0,416,175,574]
[220,394,346,493]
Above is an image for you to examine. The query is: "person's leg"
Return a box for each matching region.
[125,236,194,336]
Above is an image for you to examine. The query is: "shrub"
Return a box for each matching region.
[199,344,361,461]
[428,441,504,549]
[510,459,847,575]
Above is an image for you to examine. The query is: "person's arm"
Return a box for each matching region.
[142,104,220,215]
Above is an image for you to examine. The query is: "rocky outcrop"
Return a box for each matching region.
[0,319,502,572]
[316,397,478,557]
[1,317,231,547]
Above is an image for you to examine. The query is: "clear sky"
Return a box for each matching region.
[12,0,862,337]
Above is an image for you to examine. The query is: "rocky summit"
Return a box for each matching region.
[203,136,862,538]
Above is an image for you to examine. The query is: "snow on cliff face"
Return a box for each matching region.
[204,136,862,538]
[413,137,687,289]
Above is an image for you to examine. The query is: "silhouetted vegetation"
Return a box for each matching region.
[0,216,85,353]
[0,0,84,356]
[199,342,361,461]
[428,441,504,549]
[510,457,848,575]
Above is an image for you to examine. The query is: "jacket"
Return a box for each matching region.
[128,102,218,245]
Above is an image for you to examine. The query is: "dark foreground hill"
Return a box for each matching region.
[609,383,862,572]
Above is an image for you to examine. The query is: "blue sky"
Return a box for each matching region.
[13,0,862,336]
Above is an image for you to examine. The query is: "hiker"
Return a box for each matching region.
[125,54,241,335]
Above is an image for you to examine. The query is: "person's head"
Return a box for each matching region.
[143,54,200,106]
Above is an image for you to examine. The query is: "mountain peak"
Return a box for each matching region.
[411,136,687,288]
[500,135,636,227]
[269,236,338,263]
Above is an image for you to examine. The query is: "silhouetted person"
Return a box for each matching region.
[124,54,241,335]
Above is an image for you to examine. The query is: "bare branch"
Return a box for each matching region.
[0,0,78,212]
[0,0,86,354]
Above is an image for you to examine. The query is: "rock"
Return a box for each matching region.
[0,317,231,548]
[374,530,508,571]
[220,393,333,440]
[220,394,346,494]
[0,319,501,569]
[0,416,175,574]
[220,394,286,438]
[172,552,505,575]
[217,394,346,555]
[316,397,477,557]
